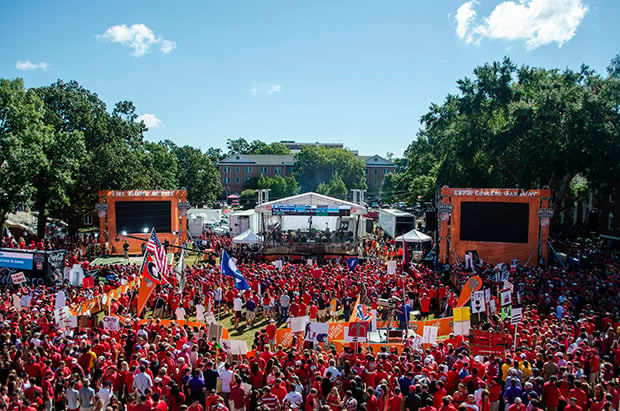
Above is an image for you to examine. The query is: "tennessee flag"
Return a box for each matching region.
[349,296,374,323]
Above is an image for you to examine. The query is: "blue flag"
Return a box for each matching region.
[221,250,250,291]
[347,257,359,272]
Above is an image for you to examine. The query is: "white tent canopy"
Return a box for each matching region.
[254,192,367,216]
[395,229,432,243]
[232,229,263,245]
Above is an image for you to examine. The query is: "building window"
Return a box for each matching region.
[223,177,230,184]
[245,166,252,173]
[610,187,616,203]
[374,179,378,186]
[374,168,378,175]
[83,213,93,226]
[235,177,240,183]
[261,167,268,174]
[235,167,240,173]
[365,169,368,174]
[222,166,230,173]
[274,167,281,174]
[609,213,614,231]
[245,177,251,182]
[384,168,390,174]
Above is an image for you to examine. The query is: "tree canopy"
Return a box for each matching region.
[2,79,222,235]
[293,146,367,194]
[226,138,290,155]
[395,57,620,211]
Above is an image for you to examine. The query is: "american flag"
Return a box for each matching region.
[146,228,168,275]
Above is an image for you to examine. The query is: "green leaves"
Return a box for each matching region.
[293,146,366,194]
[0,79,49,223]
[401,56,620,209]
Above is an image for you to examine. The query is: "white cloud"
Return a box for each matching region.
[251,82,282,95]
[137,114,164,129]
[16,60,49,71]
[456,1,478,43]
[454,0,588,50]
[97,24,176,57]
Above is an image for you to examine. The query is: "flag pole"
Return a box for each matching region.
[402,237,408,335]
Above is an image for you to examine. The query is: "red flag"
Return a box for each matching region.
[82,277,95,288]
[142,255,165,285]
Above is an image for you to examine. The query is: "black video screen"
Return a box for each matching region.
[460,202,529,243]
[115,201,172,233]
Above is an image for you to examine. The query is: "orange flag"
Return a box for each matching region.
[136,277,156,317]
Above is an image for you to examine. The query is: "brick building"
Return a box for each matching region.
[217,148,396,199]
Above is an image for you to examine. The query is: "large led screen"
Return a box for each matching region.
[460,202,529,243]
[115,201,172,233]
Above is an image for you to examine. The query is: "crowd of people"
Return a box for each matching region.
[1,228,620,411]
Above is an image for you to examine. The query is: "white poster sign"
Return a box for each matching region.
[471,290,486,313]
[501,289,512,307]
[291,316,310,333]
[55,290,67,309]
[511,307,523,325]
[102,316,120,331]
[69,264,84,287]
[386,261,397,275]
[11,272,26,284]
[422,326,438,344]
[230,340,249,355]
[303,321,329,343]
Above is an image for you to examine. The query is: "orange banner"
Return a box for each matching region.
[457,276,483,307]
[276,328,294,346]
[136,277,156,317]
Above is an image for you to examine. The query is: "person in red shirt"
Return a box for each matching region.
[151,392,168,411]
[439,396,458,411]
[568,380,588,410]
[387,387,403,411]
[507,397,526,411]
[265,320,277,351]
[420,293,431,318]
[187,399,204,411]
[365,387,380,411]
[565,397,584,411]
[488,377,502,411]
[433,381,447,408]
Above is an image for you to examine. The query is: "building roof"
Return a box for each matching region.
[218,154,294,166]
[360,155,396,167]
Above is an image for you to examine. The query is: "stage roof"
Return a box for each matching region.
[255,192,367,216]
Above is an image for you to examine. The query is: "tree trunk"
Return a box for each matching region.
[36,193,47,239]
[553,172,577,215]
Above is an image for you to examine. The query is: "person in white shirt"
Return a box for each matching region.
[284,388,303,409]
[233,296,243,328]
[96,381,113,409]
[195,304,205,322]
[175,306,186,321]
[323,359,342,381]
[218,363,233,403]
[133,365,153,396]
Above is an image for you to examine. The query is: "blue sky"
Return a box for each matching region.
[2,0,619,159]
